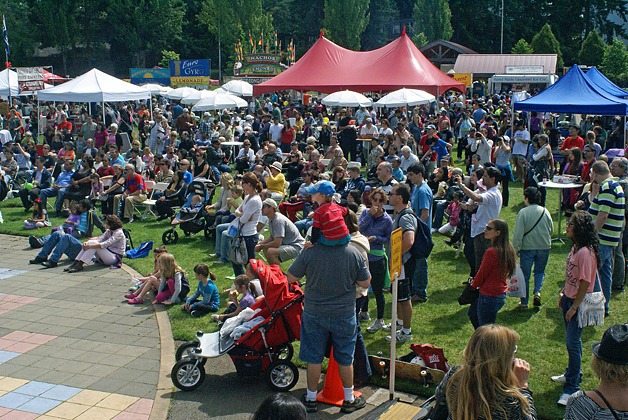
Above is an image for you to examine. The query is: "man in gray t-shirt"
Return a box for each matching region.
[287,243,370,413]
[256,199,305,264]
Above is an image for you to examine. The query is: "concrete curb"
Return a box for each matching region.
[121,264,173,420]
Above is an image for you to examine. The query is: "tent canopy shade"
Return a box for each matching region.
[37,68,150,102]
[374,88,435,108]
[253,31,465,96]
[191,93,247,111]
[0,69,19,97]
[585,67,628,98]
[321,90,373,107]
[163,87,198,100]
[181,89,216,105]
[514,65,628,116]
[222,80,253,97]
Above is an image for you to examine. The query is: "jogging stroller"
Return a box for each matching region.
[171,259,304,391]
[162,178,215,244]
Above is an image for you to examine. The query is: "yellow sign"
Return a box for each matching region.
[452,73,473,87]
[170,76,211,88]
[389,228,403,280]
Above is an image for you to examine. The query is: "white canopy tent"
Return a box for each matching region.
[36,68,151,135]
[181,89,216,105]
[222,80,253,97]
[163,87,198,101]
[191,93,247,111]
[0,68,19,98]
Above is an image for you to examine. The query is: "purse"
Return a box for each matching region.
[457,281,479,305]
[228,222,249,266]
[577,272,605,328]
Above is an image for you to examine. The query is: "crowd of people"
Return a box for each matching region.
[0,90,627,415]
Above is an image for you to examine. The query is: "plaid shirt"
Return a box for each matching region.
[199,120,212,136]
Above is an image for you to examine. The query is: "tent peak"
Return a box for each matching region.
[320,29,324,38]
[402,26,406,35]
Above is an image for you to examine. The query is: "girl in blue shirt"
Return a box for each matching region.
[182,263,220,317]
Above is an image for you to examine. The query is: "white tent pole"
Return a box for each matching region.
[102,101,105,126]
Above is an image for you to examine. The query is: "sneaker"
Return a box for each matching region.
[367,319,387,332]
[411,295,427,304]
[551,374,567,384]
[533,293,542,307]
[29,256,46,265]
[210,314,220,321]
[300,394,318,413]
[519,303,529,310]
[557,392,572,406]
[341,395,366,413]
[386,330,412,342]
[29,235,43,249]
[359,312,371,322]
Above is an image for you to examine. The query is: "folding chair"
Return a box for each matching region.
[136,181,169,220]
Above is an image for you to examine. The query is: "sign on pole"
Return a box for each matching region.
[169,59,211,88]
[16,67,44,92]
[388,227,403,400]
[389,228,403,279]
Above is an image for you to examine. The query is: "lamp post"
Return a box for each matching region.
[500,0,504,54]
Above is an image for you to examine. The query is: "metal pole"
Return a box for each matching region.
[500,0,504,54]
[389,273,398,401]
[218,37,222,84]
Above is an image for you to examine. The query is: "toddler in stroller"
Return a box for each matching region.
[162,179,215,244]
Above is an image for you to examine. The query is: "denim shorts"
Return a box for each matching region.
[299,311,357,366]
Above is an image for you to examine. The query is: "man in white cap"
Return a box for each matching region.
[359,117,378,139]
[199,112,212,140]
[265,161,286,201]
[256,198,304,264]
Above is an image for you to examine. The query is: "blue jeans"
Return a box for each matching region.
[295,218,312,236]
[411,257,428,299]
[211,164,232,182]
[299,310,357,366]
[39,187,67,213]
[38,231,82,263]
[468,293,506,329]
[214,223,231,263]
[432,200,447,230]
[232,234,258,276]
[598,244,614,315]
[561,295,583,394]
[519,249,550,305]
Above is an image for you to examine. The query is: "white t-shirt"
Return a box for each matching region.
[360,125,379,137]
[512,129,531,156]
[471,186,503,238]
[269,124,284,142]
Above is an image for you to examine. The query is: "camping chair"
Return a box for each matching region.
[136,181,168,220]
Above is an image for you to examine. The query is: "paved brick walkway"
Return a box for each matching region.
[0,235,162,419]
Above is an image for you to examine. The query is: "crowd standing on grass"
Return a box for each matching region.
[0,90,626,412]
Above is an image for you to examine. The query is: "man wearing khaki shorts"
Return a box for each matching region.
[255,198,305,264]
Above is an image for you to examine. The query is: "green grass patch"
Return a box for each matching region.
[1,183,625,419]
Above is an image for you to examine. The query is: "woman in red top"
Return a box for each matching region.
[279,120,296,153]
[468,219,517,329]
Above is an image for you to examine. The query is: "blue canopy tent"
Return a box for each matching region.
[585,66,628,98]
[514,65,628,116]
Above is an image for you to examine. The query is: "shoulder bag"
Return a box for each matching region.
[577,272,605,328]
[229,221,249,266]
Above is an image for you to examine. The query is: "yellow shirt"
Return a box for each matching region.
[266,172,286,197]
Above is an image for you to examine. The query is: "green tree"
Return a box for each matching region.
[0,1,37,66]
[323,0,370,50]
[159,51,180,68]
[511,39,534,54]
[601,38,628,79]
[412,0,453,42]
[361,0,399,50]
[530,23,564,69]
[578,30,605,67]
[412,32,428,48]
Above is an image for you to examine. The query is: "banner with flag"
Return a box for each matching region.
[2,15,9,58]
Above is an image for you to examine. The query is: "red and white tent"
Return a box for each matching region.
[253,29,465,96]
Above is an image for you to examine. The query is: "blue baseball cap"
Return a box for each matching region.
[304,180,336,196]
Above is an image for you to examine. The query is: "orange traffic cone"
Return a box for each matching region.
[317,347,362,407]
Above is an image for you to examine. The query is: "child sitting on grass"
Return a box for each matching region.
[303,180,350,247]
[126,245,168,294]
[211,274,260,323]
[182,263,220,317]
[24,198,51,230]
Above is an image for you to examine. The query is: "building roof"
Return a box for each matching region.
[453,54,557,75]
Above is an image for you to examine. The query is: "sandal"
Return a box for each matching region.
[124,293,137,299]
[127,297,144,305]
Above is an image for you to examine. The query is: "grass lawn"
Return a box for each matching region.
[0,182,625,419]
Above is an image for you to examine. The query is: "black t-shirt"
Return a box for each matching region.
[339,116,357,142]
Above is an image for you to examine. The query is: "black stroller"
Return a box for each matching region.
[162,178,215,244]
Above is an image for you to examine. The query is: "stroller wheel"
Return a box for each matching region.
[162,229,178,245]
[266,360,299,391]
[171,359,205,391]
[274,343,294,361]
[175,341,206,366]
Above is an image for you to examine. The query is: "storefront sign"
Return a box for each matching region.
[505,65,544,74]
[452,73,472,87]
[16,67,44,92]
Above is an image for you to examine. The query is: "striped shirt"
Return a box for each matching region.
[589,177,625,246]
[312,202,349,241]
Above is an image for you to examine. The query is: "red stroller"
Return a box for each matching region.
[171,259,304,391]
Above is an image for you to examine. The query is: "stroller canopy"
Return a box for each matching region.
[249,259,302,311]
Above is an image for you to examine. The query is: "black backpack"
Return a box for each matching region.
[398,208,434,259]
[0,178,7,201]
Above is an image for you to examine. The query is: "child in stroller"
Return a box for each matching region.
[162,179,215,244]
